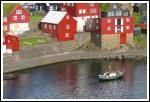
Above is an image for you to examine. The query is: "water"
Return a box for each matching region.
[3,59,147,99]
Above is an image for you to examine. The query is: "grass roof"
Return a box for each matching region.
[3,3,19,16]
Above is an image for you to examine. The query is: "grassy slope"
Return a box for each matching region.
[132,12,141,24]
[20,38,49,47]
[3,3,19,16]
[133,34,147,47]
[99,4,111,12]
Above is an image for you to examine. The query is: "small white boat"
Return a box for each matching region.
[98,71,123,81]
[4,73,18,80]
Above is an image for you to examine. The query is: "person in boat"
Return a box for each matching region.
[104,72,110,77]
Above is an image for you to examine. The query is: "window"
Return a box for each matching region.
[126,18,130,22]
[124,12,128,16]
[96,26,99,30]
[89,3,94,6]
[90,8,96,14]
[53,25,56,29]
[4,17,7,22]
[107,19,111,23]
[107,26,111,31]
[45,24,47,29]
[67,3,70,6]
[79,9,82,14]
[70,3,74,6]
[83,9,86,14]
[126,26,129,30]
[62,8,66,12]
[108,12,111,17]
[89,24,91,28]
[111,12,114,16]
[65,33,69,37]
[21,15,25,20]
[49,25,51,29]
[66,24,70,29]
[117,19,121,25]
[96,19,99,23]
[49,6,53,10]
[13,16,17,20]
[66,15,69,19]
[118,11,122,16]
[116,11,119,16]
[16,10,22,14]
[113,4,117,9]
[4,26,7,30]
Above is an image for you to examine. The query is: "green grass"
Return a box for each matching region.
[30,15,44,23]
[99,4,111,12]
[3,3,19,16]
[132,12,141,24]
[133,34,147,47]
[20,38,49,47]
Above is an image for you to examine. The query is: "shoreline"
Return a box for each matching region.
[3,49,147,74]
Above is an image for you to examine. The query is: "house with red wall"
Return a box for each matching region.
[3,4,30,35]
[61,3,100,32]
[40,11,77,41]
[99,4,134,49]
[88,4,134,49]
[3,34,20,53]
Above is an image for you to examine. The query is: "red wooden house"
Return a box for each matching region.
[89,4,134,49]
[61,3,100,32]
[40,11,77,41]
[3,4,30,35]
[3,34,20,53]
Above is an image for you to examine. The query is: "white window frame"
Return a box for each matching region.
[71,3,74,6]
[79,9,82,14]
[83,9,86,14]
[49,6,53,11]
[66,15,69,19]
[65,33,69,37]
[108,12,111,16]
[13,16,17,20]
[21,15,25,20]
[107,18,111,23]
[66,24,70,29]
[4,17,7,22]
[121,26,123,32]
[45,24,47,29]
[90,8,96,14]
[124,12,128,16]
[107,26,111,31]
[4,26,7,30]
[126,25,129,30]
[111,12,114,16]
[89,24,92,28]
[121,19,123,25]
[96,26,99,30]
[16,10,22,14]
[96,19,99,23]
[118,11,122,16]
[89,3,94,6]
[53,25,56,29]
[126,18,130,22]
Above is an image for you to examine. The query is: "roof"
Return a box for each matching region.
[41,11,67,24]
[3,3,19,16]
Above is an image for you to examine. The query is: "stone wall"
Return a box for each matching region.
[3,32,91,64]
[126,33,133,44]
[100,34,120,49]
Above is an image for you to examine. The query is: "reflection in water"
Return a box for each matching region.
[3,59,147,99]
